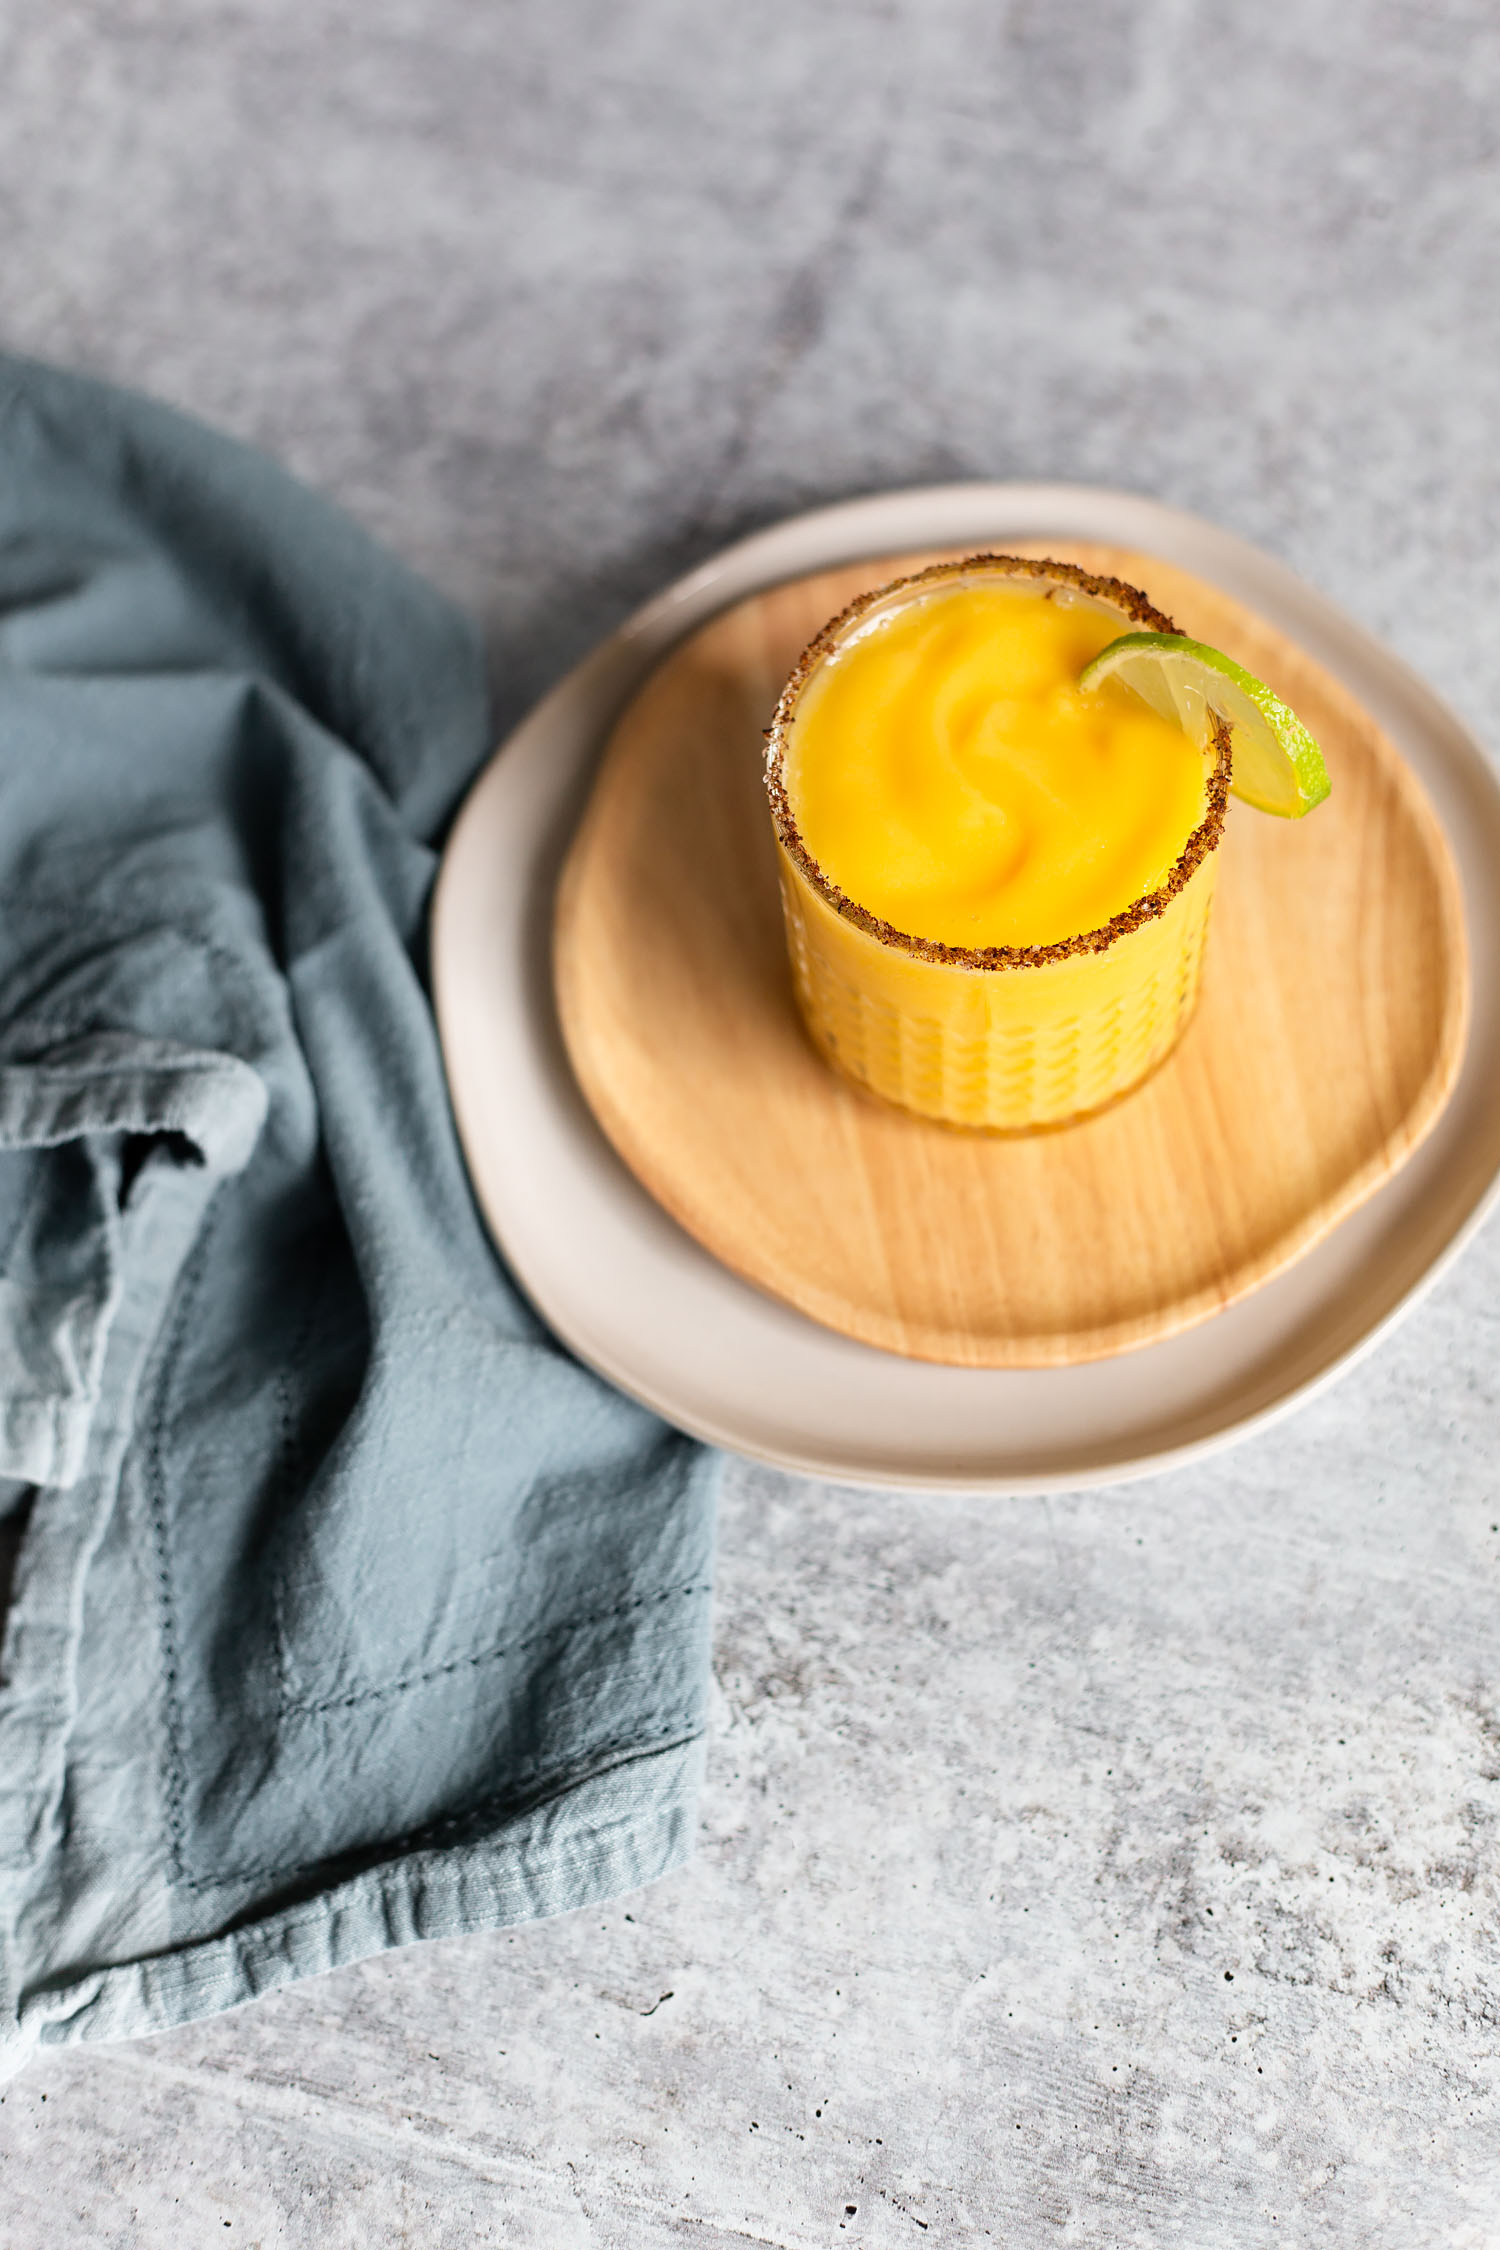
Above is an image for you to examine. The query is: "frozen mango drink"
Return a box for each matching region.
[764,555,1328,1132]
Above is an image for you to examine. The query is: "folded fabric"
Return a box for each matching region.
[0,355,718,2078]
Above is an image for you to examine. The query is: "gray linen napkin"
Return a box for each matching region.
[0,355,718,2077]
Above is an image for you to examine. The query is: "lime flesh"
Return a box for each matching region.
[1079,632,1331,818]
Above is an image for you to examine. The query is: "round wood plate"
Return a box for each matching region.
[554,543,1469,1368]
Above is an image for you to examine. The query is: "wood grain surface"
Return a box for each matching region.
[553,545,1469,1366]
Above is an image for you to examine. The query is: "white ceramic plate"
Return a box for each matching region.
[432,486,1500,1492]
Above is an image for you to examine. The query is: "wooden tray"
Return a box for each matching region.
[553,544,1469,1369]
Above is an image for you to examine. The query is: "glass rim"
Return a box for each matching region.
[764,552,1232,973]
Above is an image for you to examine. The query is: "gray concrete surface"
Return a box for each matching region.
[3,2,1500,2242]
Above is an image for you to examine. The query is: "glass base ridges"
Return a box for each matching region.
[780,855,1217,1134]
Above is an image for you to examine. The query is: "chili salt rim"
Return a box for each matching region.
[763,552,1232,971]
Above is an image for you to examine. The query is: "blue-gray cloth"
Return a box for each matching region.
[0,356,718,2079]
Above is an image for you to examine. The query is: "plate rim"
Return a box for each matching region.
[433,482,1500,1492]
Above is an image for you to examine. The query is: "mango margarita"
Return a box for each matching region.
[764,556,1232,1132]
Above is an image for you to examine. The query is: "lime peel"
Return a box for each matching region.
[1079,631,1331,819]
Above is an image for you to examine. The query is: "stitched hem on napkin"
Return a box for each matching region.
[4,1730,704,2073]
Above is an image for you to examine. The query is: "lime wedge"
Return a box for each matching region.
[1079,632,1331,818]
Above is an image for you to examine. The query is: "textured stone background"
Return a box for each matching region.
[3,2,1500,2243]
